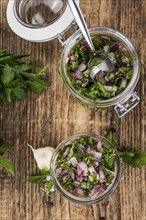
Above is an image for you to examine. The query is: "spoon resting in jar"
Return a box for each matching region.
[68,0,114,79]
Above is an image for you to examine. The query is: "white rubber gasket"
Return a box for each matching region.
[6,0,79,42]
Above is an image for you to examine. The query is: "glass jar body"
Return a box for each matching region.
[50,132,122,205]
[60,27,140,117]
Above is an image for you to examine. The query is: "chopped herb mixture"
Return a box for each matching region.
[66,35,133,100]
[55,135,116,198]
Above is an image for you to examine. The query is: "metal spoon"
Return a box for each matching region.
[68,0,96,53]
[90,58,114,79]
[68,0,114,78]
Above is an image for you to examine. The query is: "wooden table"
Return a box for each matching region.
[0,0,146,219]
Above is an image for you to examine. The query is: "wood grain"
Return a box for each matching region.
[0,0,146,220]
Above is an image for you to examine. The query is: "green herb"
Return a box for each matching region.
[28,174,48,184]
[29,169,50,183]
[118,151,146,168]
[0,156,14,176]
[66,35,133,101]
[47,179,53,191]
[29,169,54,193]
[0,139,14,175]
[0,50,49,103]
[108,131,118,146]
[55,135,116,198]
[108,130,146,168]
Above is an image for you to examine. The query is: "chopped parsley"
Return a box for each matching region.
[66,35,133,100]
[55,135,117,198]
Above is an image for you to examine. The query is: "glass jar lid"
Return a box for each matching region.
[7,0,79,42]
[14,0,68,28]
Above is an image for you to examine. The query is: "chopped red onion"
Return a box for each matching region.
[81,175,88,181]
[76,173,88,181]
[120,78,127,89]
[74,188,84,196]
[77,63,87,72]
[104,45,110,53]
[56,168,62,176]
[91,150,102,158]
[68,53,75,60]
[70,172,75,180]
[104,85,117,92]
[84,146,91,153]
[61,170,68,176]
[73,181,81,186]
[69,156,78,167]
[99,169,106,183]
[110,43,119,52]
[97,141,102,151]
[108,52,117,64]
[108,73,115,80]
[82,39,88,48]
[76,80,82,85]
[119,46,130,57]
[78,144,85,152]
[94,161,99,168]
[122,57,128,63]
[77,165,83,175]
[81,183,87,189]
[70,70,83,79]
[89,186,101,198]
[88,166,97,174]
[78,161,88,174]
[98,165,102,170]
[64,148,69,158]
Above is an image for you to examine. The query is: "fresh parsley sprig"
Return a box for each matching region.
[108,131,146,168]
[0,138,14,175]
[0,50,49,103]
[29,169,54,193]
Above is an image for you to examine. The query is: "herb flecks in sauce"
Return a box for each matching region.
[55,135,116,198]
[66,35,133,100]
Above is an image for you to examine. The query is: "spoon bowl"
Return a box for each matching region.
[90,57,115,80]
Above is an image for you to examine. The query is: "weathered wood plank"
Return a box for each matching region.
[0,0,146,220]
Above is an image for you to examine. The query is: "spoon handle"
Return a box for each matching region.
[68,0,95,53]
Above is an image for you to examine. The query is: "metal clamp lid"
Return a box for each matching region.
[114,92,140,118]
[7,0,79,42]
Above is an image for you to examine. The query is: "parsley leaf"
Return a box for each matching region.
[29,174,47,184]
[0,50,49,103]
[47,180,53,191]
[0,139,14,175]
[0,156,14,176]
[108,130,146,168]
[118,150,146,168]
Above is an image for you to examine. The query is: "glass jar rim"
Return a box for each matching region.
[61,27,140,107]
[13,0,68,29]
[50,132,122,205]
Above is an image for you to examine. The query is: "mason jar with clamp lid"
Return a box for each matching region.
[7,0,140,117]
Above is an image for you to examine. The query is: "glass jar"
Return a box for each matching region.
[60,27,140,117]
[50,132,122,205]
